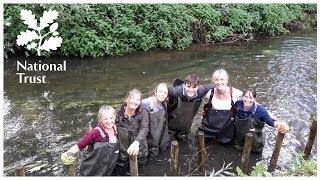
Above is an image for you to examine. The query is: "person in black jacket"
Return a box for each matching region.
[167,74,211,140]
[115,88,149,166]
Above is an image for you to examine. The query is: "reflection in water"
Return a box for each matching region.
[3,31,317,175]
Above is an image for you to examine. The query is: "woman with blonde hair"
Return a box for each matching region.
[61,105,118,176]
[199,69,242,144]
[116,88,149,165]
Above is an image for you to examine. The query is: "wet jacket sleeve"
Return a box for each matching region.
[168,86,178,112]
[256,105,275,127]
[198,85,212,98]
[76,129,101,151]
[134,109,149,144]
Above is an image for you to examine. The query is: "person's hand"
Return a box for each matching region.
[61,152,75,165]
[275,121,289,134]
[127,141,140,156]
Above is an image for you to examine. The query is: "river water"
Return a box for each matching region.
[3,31,317,176]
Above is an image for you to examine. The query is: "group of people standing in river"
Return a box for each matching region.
[61,68,289,176]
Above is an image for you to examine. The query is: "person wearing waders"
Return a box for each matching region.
[115,88,149,167]
[168,74,211,141]
[61,105,119,176]
[199,69,243,144]
[142,83,170,157]
[233,87,289,153]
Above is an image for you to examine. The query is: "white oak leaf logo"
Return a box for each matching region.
[40,36,63,51]
[16,9,63,56]
[39,10,59,30]
[17,30,38,46]
[20,9,37,30]
[49,23,58,33]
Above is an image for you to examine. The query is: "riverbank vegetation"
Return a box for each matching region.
[234,153,317,176]
[4,4,317,58]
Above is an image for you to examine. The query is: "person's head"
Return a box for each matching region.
[125,88,142,110]
[184,74,200,98]
[98,105,116,129]
[212,69,229,90]
[242,87,257,108]
[153,83,168,102]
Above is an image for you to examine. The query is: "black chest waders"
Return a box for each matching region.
[117,115,148,163]
[234,113,266,153]
[168,96,202,136]
[79,127,119,176]
[147,106,170,157]
[199,88,236,143]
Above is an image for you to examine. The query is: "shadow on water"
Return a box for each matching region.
[3,31,317,176]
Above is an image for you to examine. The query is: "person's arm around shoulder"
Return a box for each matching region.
[168,85,178,98]
[232,87,243,102]
[203,89,212,103]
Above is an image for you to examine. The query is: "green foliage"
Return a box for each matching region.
[4,4,317,58]
[211,26,232,42]
[188,4,222,43]
[236,153,317,177]
[236,163,272,177]
[258,4,304,36]
[227,7,254,33]
[278,154,317,176]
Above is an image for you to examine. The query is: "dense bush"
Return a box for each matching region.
[4,4,317,58]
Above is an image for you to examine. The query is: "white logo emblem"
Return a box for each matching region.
[16,9,63,56]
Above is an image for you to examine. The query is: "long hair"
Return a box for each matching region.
[124,88,142,111]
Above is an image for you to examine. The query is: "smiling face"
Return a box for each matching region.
[155,84,168,102]
[242,91,255,109]
[100,109,116,129]
[212,69,229,91]
[184,83,199,98]
[213,75,228,91]
[127,93,141,110]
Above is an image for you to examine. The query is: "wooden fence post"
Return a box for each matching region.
[15,164,25,176]
[197,131,205,175]
[240,133,253,173]
[129,155,138,176]
[268,132,285,172]
[170,140,179,176]
[66,163,76,176]
[304,119,317,159]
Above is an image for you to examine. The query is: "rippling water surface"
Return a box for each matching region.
[3,31,317,175]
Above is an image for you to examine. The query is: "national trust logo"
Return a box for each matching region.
[16,9,63,56]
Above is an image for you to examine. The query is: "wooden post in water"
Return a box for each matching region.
[268,132,285,172]
[240,133,253,173]
[129,155,138,176]
[66,163,76,176]
[197,131,205,175]
[170,140,179,176]
[304,119,317,159]
[15,164,25,176]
